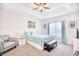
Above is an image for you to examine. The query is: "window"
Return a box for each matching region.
[49,22,62,42]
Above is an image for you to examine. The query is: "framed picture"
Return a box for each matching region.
[28,21,36,28]
[44,24,46,29]
[70,21,76,28]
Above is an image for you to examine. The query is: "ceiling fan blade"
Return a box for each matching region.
[39,3,42,5]
[44,7,50,9]
[43,3,47,5]
[33,8,38,10]
[34,3,40,6]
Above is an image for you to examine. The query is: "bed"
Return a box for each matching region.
[25,32,53,50]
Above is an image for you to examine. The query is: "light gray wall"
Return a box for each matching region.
[0,3,79,45]
[0,5,42,37]
[41,12,78,45]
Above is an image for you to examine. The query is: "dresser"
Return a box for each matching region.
[73,38,79,54]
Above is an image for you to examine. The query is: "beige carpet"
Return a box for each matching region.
[3,43,73,56]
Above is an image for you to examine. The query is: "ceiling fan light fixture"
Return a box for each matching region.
[38,6,43,10]
[33,3,50,12]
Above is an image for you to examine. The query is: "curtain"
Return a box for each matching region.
[62,21,66,43]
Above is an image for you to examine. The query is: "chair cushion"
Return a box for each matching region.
[3,42,17,51]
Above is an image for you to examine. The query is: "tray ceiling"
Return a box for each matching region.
[1,3,79,19]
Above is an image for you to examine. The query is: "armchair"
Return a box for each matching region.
[0,35,18,56]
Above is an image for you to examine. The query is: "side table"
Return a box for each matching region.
[18,38,26,45]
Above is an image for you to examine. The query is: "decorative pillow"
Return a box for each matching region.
[30,32,33,35]
[26,32,33,35]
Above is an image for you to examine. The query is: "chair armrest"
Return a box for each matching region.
[0,40,4,53]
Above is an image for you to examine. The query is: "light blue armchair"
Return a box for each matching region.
[0,35,18,56]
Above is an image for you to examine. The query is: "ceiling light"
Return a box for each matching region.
[33,3,50,12]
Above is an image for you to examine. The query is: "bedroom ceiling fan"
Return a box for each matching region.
[33,3,50,12]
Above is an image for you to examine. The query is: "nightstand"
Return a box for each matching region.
[18,38,26,45]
